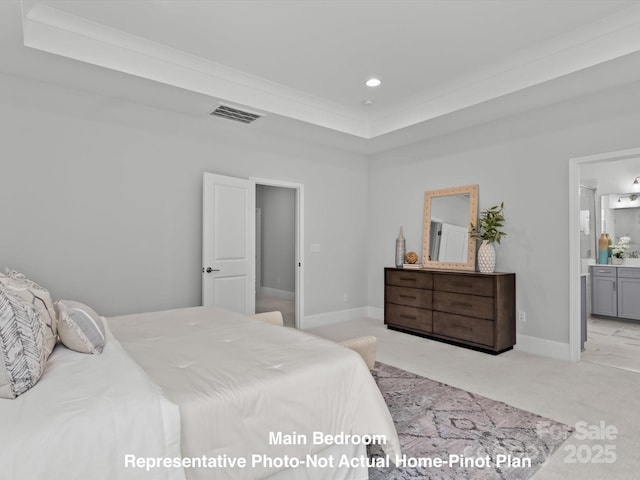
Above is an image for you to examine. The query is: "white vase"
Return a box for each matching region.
[478,240,496,273]
[612,257,623,265]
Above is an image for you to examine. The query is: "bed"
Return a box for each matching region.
[108,306,401,480]
[1,302,400,480]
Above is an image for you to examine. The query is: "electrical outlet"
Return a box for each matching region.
[518,311,526,322]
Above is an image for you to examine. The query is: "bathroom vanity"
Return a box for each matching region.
[590,265,640,320]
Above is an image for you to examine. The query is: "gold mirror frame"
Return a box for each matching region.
[422,184,479,271]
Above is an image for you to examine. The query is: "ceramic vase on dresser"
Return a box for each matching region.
[395,227,406,268]
[478,240,496,273]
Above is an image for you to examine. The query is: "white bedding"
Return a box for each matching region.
[0,323,184,480]
[108,306,401,480]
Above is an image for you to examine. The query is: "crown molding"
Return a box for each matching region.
[22,3,369,137]
[20,2,640,140]
[369,4,640,137]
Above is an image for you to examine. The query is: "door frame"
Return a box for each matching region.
[568,147,640,362]
[251,177,304,329]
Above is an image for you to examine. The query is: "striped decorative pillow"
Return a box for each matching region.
[0,284,48,399]
[0,269,58,358]
[56,301,106,354]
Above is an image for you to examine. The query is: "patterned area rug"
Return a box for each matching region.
[369,363,573,480]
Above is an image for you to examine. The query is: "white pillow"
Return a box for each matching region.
[56,301,106,354]
[0,284,48,399]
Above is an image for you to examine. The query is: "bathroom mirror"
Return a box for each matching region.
[422,184,479,271]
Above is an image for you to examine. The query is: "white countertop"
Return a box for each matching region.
[591,263,640,268]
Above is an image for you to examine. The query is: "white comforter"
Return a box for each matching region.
[0,324,184,480]
[108,306,400,480]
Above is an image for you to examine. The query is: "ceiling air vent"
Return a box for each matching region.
[209,104,262,124]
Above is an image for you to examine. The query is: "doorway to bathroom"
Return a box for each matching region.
[571,148,640,373]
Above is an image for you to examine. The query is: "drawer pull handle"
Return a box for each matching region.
[399,277,417,282]
[452,302,473,308]
[455,326,473,332]
[399,315,416,320]
[399,295,417,300]
[597,270,610,274]
[453,282,472,288]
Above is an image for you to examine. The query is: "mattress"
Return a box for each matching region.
[108,306,400,480]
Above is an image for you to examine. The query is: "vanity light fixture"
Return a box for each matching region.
[365,77,381,87]
[633,176,640,191]
[618,194,639,203]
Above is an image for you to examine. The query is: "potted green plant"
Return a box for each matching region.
[469,202,506,273]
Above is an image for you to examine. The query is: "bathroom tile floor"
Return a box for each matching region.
[581,316,640,374]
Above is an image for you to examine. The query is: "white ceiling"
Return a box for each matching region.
[3,0,640,152]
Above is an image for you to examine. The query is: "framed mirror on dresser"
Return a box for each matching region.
[384,183,516,354]
[422,184,478,271]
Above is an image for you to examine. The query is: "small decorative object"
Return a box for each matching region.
[405,251,418,264]
[598,233,609,264]
[606,233,612,259]
[611,236,630,265]
[395,227,406,268]
[469,202,506,273]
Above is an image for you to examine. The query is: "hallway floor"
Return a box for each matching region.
[255,289,295,327]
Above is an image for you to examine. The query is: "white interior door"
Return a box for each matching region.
[202,173,255,315]
[439,223,469,262]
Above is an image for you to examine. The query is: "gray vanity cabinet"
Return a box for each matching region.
[617,268,640,320]
[590,266,617,317]
[590,265,640,320]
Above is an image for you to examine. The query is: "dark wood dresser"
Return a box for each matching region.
[384,267,516,354]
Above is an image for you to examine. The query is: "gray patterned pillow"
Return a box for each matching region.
[56,301,106,354]
[0,284,48,399]
[0,269,58,358]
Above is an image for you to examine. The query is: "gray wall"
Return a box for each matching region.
[256,185,296,293]
[0,73,369,317]
[367,79,640,346]
[4,69,640,352]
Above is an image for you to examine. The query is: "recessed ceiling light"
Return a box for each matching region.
[362,99,374,106]
[365,78,381,87]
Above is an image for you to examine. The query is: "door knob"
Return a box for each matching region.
[203,267,220,273]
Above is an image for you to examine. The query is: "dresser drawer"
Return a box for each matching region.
[434,291,495,320]
[435,274,494,297]
[386,285,432,309]
[385,303,432,332]
[433,312,494,347]
[386,269,433,289]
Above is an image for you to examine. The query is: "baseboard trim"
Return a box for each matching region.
[515,334,571,361]
[258,287,295,300]
[302,307,371,330]
[366,306,384,321]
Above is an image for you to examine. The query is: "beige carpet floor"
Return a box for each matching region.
[308,316,640,480]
